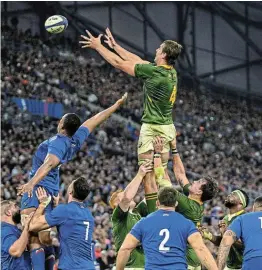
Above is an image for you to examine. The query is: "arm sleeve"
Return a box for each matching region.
[45,204,67,227]
[187,220,198,238]
[135,201,148,217]
[112,205,128,222]
[183,184,191,196]
[228,217,242,239]
[134,63,155,80]
[130,219,144,242]
[48,136,67,161]
[73,126,90,148]
[174,189,190,208]
[2,234,18,253]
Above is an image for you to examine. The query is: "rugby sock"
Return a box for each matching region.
[145,192,158,213]
[30,247,45,270]
[45,246,56,270]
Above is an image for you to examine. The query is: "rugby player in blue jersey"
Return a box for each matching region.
[116,187,218,270]
[217,196,262,270]
[17,93,127,270]
[29,178,95,270]
[1,200,33,270]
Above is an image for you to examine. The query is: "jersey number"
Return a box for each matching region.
[169,86,177,105]
[159,229,170,252]
[259,217,262,229]
[83,221,90,241]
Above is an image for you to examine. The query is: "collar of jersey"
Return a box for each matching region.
[159,65,173,70]
[188,196,203,205]
[227,210,245,222]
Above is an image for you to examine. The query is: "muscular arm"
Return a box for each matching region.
[29,203,50,232]
[9,228,30,257]
[119,163,151,212]
[217,230,236,270]
[95,44,145,76]
[28,154,60,187]
[172,154,190,188]
[116,234,139,270]
[188,232,218,270]
[113,43,149,63]
[81,93,127,133]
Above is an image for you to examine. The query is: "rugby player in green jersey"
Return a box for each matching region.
[80,28,182,188]
[199,189,249,270]
[109,160,158,270]
[153,137,219,270]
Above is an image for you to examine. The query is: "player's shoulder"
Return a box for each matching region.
[1,223,20,237]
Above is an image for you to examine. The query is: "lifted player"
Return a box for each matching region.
[80,28,182,188]
[153,137,218,270]
[17,93,127,270]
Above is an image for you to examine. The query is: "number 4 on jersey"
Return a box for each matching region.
[169,86,177,105]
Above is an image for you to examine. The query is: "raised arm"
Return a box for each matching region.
[217,230,236,270]
[188,232,218,270]
[8,213,34,257]
[81,92,127,133]
[104,28,149,63]
[170,139,190,188]
[119,161,153,212]
[80,31,147,76]
[116,233,140,270]
[17,153,60,197]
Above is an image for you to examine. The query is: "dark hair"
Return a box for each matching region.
[254,196,262,209]
[62,113,81,137]
[72,177,90,201]
[200,176,218,202]
[158,187,177,207]
[236,189,250,208]
[162,40,183,66]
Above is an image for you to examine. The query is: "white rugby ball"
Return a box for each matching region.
[45,15,68,34]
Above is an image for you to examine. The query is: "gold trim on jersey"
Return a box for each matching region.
[227,210,245,222]
[158,65,173,69]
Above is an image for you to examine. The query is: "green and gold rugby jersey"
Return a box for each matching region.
[175,184,205,267]
[223,210,245,269]
[111,201,148,268]
[135,63,178,125]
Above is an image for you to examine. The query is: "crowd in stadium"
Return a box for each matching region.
[1,25,262,268]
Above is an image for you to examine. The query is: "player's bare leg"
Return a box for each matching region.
[22,208,46,270]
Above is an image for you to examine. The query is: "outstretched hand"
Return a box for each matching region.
[79,30,103,49]
[104,28,117,49]
[138,161,153,177]
[116,92,128,106]
[153,136,164,153]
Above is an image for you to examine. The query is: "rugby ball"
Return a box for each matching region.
[45,15,68,34]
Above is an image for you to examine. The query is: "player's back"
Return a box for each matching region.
[30,126,89,192]
[131,209,197,270]
[46,201,95,270]
[235,212,262,261]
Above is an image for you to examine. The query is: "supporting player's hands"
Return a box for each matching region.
[36,187,52,208]
[218,220,227,235]
[17,182,34,197]
[138,161,153,178]
[53,193,60,208]
[79,30,103,49]
[23,211,35,231]
[116,92,128,106]
[153,136,164,153]
[104,27,117,49]
[170,137,177,150]
[198,225,213,241]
